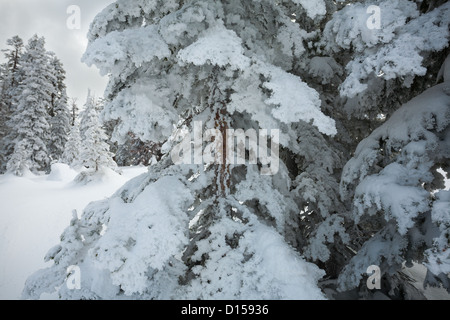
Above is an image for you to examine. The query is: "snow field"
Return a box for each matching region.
[0,164,148,299]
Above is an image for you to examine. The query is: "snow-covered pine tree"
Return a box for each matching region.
[6,139,32,176]
[48,55,70,161]
[0,64,8,169]
[78,90,94,141]
[78,92,117,173]
[69,98,79,127]
[23,0,336,300]
[23,0,450,300]
[0,36,24,111]
[6,35,55,175]
[0,36,24,172]
[61,121,82,169]
[317,1,450,297]
[338,51,450,295]
[337,56,450,297]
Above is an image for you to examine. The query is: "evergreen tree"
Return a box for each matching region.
[6,139,32,176]
[0,36,24,111]
[61,121,82,169]
[78,92,117,172]
[6,35,54,175]
[0,64,8,167]
[78,90,94,139]
[320,1,450,297]
[24,0,334,300]
[48,55,70,161]
[69,98,79,127]
[0,36,24,172]
[337,51,450,295]
[23,0,450,300]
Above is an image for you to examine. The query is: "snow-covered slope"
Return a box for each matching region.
[0,164,148,299]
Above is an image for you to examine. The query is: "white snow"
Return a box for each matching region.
[292,0,326,19]
[91,175,193,296]
[0,164,148,300]
[177,24,251,70]
[83,25,171,78]
[402,263,450,300]
[261,64,338,136]
[46,163,79,182]
[324,1,450,98]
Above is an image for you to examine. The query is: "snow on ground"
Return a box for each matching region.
[0,164,148,300]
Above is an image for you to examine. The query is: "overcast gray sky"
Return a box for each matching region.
[0,0,115,105]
